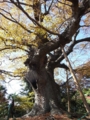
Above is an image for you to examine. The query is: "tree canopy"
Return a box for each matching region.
[0,0,90,118]
[0,0,90,75]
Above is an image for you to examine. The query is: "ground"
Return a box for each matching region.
[9,113,90,120]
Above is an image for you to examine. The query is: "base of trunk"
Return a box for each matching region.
[22,108,63,118]
[24,68,65,117]
[22,103,65,118]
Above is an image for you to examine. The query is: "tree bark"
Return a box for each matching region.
[66,70,71,113]
[24,64,64,116]
[23,45,65,116]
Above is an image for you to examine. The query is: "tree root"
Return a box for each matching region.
[22,108,65,118]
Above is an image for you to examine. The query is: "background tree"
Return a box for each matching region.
[0,0,90,117]
[0,81,34,119]
[0,84,8,118]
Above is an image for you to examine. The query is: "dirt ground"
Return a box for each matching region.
[9,113,90,120]
[10,114,72,120]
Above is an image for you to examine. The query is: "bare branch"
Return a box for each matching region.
[81,25,90,27]
[76,37,90,43]
[0,45,29,53]
[48,0,54,12]
[54,37,90,64]
[55,63,69,70]
[0,0,33,7]
[57,0,72,7]
[0,69,22,77]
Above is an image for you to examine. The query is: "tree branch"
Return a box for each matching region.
[0,8,32,33]
[0,69,22,77]
[10,0,60,35]
[57,0,72,7]
[55,63,69,70]
[0,46,28,53]
[55,37,90,64]
[48,0,54,12]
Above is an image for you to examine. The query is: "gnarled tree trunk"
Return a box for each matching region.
[24,47,64,116]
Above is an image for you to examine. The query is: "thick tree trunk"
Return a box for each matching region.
[25,68,63,116]
[23,47,65,117]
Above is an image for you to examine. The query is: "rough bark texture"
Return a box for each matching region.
[24,47,64,116]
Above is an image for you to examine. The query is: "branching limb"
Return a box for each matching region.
[47,0,54,13]
[0,8,32,33]
[0,46,28,53]
[55,63,69,70]
[9,0,59,35]
[61,0,90,40]
[0,69,22,77]
[54,37,90,65]
[57,0,72,7]
[47,48,62,64]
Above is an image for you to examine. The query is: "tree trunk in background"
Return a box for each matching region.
[66,70,70,113]
[61,46,90,114]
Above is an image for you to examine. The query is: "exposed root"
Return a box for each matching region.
[50,109,62,115]
[22,108,65,119]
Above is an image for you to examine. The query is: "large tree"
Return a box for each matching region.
[0,0,90,116]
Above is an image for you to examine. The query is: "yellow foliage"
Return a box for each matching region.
[15,96,33,110]
[0,0,77,82]
[0,75,5,80]
[13,68,27,77]
[29,91,34,97]
[35,27,46,37]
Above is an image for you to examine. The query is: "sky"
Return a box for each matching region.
[5,79,23,94]
[0,51,26,95]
